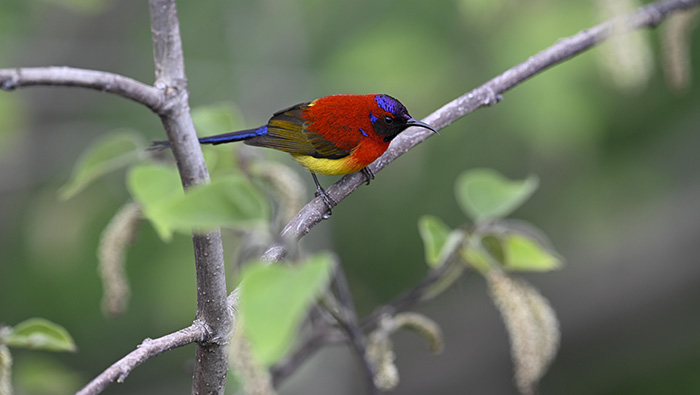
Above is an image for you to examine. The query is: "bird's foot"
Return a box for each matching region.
[311,172,336,216]
[314,187,337,216]
[361,167,375,186]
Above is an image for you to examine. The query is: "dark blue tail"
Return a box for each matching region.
[148,126,267,151]
[198,126,268,145]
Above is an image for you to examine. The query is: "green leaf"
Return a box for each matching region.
[455,169,539,222]
[192,103,243,135]
[462,231,561,274]
[481,234,505,264]
[417,216,466,298]
[460,243,492,274]
[5,318,76,352]
[127,164,267,241]
[60,129,144,200]
[418,215,451,267]
[127,163,183,206]
[239,254,333,366]
[460,231,507,274]
[127,163,183,240]
[153,175,268,236]
[501,233,562,272]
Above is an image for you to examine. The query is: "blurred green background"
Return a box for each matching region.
[1,0,700,394]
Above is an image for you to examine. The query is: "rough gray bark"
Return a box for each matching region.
[0,0,697,393]
[148,1,232,394]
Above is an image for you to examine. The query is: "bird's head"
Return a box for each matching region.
[370,94,437,143]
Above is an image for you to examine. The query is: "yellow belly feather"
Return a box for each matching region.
[291,153,364,175]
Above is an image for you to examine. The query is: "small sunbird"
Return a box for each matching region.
[151,94,437,213]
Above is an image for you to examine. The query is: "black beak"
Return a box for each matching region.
[406,118,439,135]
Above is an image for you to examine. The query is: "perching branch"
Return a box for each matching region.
[328,265,378,394]
[0,67,164,113]
[262,0,700,262]
[76,323,207,395]
[266,0,700,386]
[0,0,697,393]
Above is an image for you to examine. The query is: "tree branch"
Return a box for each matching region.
[1,2,232,392]
[328,266,378,394]
[76,323,207,395]
[0,0,696,393]
[0,67,164,113]
[270,241,464,386]
[270,327,333,387]
[264,0,700,386]
[0,2,231,394]
[360,257,462,332]
[148,1,232,394]
[263,0,700,262]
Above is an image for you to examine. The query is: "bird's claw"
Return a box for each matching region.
[311,173,336,216]
[314,189,337,216]
[361,167,375,186]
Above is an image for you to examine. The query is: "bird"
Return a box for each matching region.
[150,94,437,213]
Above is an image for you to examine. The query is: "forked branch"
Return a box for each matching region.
[0,0,697,394]
[0,67,164,112]
[76,323,207,395]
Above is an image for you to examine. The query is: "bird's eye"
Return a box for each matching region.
[383,116,394,125]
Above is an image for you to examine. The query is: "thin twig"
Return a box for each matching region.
[360,260,460,332]
[0,0,697,392]
[270,329,331,387]
[329,266,379,394]
[270,242,465,387]
[76,323,208,395]
[262,0,700,262]
[0,67,163,112]
[269,256,463,386]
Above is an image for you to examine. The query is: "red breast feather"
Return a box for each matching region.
[303,94,393,170]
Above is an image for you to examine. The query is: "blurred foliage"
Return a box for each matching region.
[0,0,699,394]
[455,168,539,222]
[238,254,332,366]
[59,129,145,200]
[127,163,268,241]
[2,318,76,353]
[1,319,79,394]
[417,215,452,268]
[416,170,561,393]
